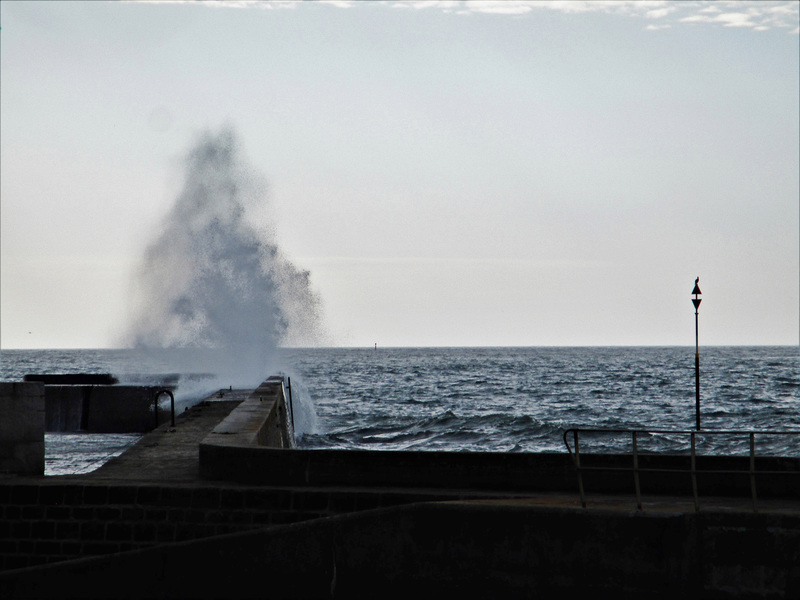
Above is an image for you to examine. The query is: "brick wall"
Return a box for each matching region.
[0,482,462,571]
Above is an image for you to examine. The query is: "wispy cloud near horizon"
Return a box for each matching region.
[450,0,797,33]
[129,0,799,33]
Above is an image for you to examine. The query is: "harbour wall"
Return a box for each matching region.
[2,500,798,598]
[2,373,177,435]
[0,480,498,572]
[200,377,798,497]
[2,450,797,576]
[42,385,171,433]
[203,376,294,450]
[200,445,799,498]
[2,378,798,597]
[0,383,45,476]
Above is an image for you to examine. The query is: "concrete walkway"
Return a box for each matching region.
[81,390,250,483]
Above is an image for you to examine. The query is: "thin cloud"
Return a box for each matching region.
[645,7,676,20]
[317,0,356,7]
[679,2,798,31]
[419,0,799,33]
[717,12,759,28]
[126,0,800,33]
[462,1,534,15]
[681,11,758,28]
[124,0,301,7]
[391,0,461,9]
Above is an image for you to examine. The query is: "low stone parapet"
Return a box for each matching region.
[3,499,799,598]
[199,442,800,499]
[0,383,45,476]
[43,385,171,433]
[199,377,294,463]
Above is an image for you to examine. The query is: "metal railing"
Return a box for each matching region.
[563,428,799,512]
[154,389,175,429]
[286,376,295,433]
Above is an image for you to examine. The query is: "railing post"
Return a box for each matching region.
[749,432,758,513]
[632,431,642,510]
[574,430,586,508]
[287,376,295,432]
[691,432,699,512]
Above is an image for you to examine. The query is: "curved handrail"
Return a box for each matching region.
[154,389,175,429]
[286,376,295,433]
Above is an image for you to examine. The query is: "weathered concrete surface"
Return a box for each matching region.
[44,385,171,433]
[84,395,247,482]
[0,382,45,476]
[44,385,85,431]
[200,376,294,453]
[1,501,798,599]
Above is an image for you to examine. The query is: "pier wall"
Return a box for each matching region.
[0,481,471,572]
[2,376,797,596]
[0,383,45,476]
[2,501,798,598]
[200,445,799,498]
[44,386,168,433]
[202,377,294,450]
[0,376,299,570]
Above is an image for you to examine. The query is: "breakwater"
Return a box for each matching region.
[1,483,798,599]
[0,478,474,572]
[1,377,798,598]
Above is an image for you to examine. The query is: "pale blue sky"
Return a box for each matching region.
[1,1,798,348]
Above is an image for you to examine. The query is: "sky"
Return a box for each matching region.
[1,0,798,349]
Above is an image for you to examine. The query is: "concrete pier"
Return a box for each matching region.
[42,385,171,433]
[0,382,45,476]
[0,378,798,598]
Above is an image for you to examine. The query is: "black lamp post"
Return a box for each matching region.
[691,277,702,430]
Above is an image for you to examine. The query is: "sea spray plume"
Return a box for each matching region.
[122,128,325,431]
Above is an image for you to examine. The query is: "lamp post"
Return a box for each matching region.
[691,277,702,430]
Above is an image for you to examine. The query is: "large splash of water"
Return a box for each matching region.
[121,128,324,434]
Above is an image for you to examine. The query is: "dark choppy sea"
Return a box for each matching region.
[2,346,798,474]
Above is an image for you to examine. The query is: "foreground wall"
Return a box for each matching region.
[0,383,45,476]
[2,502,798,599]
[0,480,480,571]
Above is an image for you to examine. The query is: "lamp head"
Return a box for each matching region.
[691,277,702,309]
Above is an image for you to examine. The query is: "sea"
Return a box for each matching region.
[2,346,798,475]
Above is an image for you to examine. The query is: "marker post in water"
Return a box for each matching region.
[691,277,702,430]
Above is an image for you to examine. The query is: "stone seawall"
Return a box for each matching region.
[0,481,505,572]
[200,444,799,498]
[44,386,170,433]
[202,377,294,450]
[0,383,45,476]
[2,378,797,598]
[2,501,798,599]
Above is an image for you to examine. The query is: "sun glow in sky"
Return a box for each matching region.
[1,1,798,348]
